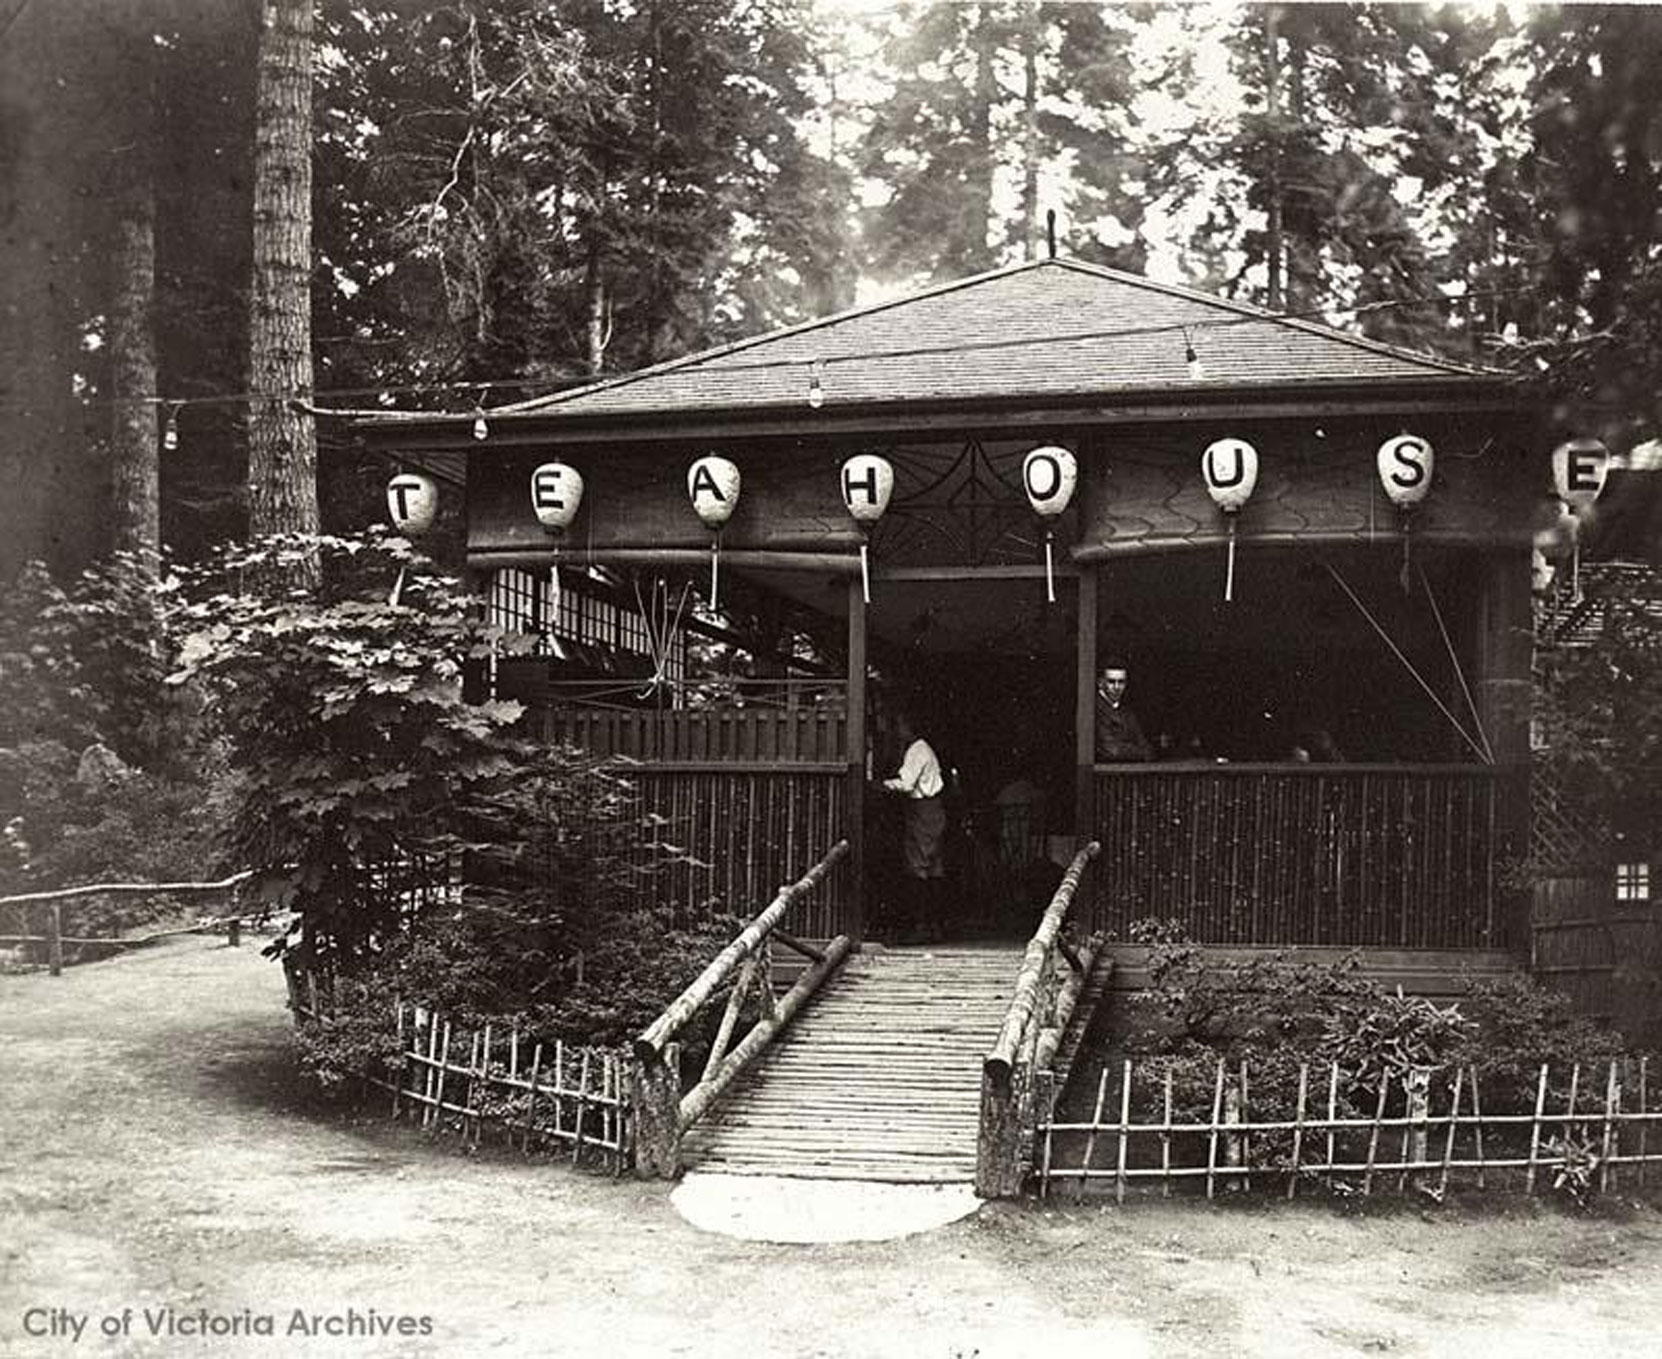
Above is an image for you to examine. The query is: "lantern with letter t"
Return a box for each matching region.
[1021,445,1078,603]
[1200,437,1259,602]
[1376,432,1434,590]
[385,471,437,605]
[530,460,584,632]
[840,453,894,604]
[1551,437,1609,600]
[687,454,740,610]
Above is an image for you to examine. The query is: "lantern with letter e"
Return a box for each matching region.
[840,454,894,604]
[385,470,438,605]
[1200,437,1259,602]
[687,454,740,610]
[530,460,584,629]
[1376,432,1434,590]
[1551,437,1609,600]
[1021,445,1078,603]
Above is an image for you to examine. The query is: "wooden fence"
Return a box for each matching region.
[1039,1056,1660,1201]
[535,697,848,765]
[1089,764,1506,948]
[288,972,632,1174]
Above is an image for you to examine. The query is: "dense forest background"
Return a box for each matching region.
[4,0,1662,576]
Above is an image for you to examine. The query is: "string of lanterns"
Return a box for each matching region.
[384,433,1612,610]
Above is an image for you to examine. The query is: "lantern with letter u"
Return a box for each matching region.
[1376,432,1434,590]
[1551,436,1609,600]
[384,471,438,605]
[1021,445,1078,603]
[687,454,740,610]
[1201,437,1259,602]
[841,453,894,604]
[531,460,584,630]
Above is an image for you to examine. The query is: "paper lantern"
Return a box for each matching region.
[841,454,894,604]
[1376,433,1434,508]
[1021,445,1078,604]
[531,461,584,632]
[688,455,741,608]
[386,472,438,537]
[1201,438,1259,602]
[1551,437,1610,600]
[530,461,585,532]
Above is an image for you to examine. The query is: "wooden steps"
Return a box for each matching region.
[682,944,1024,1183]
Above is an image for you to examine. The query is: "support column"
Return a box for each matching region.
[846,578,868,942]
[1475,546,1534,951]
[1074,564,1098,840]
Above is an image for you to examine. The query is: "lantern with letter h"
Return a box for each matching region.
[840,454,894,604]
[1376,433,1434,590]
[531,460,584,631]
[1021,445,1078,603]
[687,454,740,611]
[1551,437,1609,601]
[1201,437,1259,602]
[385,470,438,606]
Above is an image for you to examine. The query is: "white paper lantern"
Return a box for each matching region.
[1376,433,1435,508]
[841,454,894,524]
[530,461,584,532]
[1021,445,1078,518]
[688,455,741,529]
[1201,438,1259,514]
[386,472,438,536]
[1551,437,1610,511]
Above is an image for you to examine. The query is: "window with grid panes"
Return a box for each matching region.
[1615,862,1652,903]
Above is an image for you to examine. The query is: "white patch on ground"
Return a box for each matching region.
[670,1173,982,1244]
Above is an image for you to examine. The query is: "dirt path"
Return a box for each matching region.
[3,938,1661,1358]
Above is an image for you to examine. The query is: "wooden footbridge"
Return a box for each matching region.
[632,841,1109,1196]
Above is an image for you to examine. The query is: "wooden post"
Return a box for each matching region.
[846,576,867,942]
[977,1062,1025,1199]
[47,901,63,976]
[1474,546,1532,947]
[1075,563,1098,844]
[631,1040,682,1179]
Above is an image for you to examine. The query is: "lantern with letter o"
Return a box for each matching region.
[1551,437,1609,599]
[1376,432,1434,590]
[840,453,894,604]
[384,471,438,606]
[1201,437,1259,602]
[531,460,585,629]
[687,454,741,610]
[1022,445,1078,604]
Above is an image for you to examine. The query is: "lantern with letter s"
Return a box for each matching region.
[1376,432,1434,590]
[531,460,584,628]
[1551,437,1609,599]
[1201,437,1259,602]
[1021,445,1078,604]
[384,471,438,605]
[840,453,894,604]
[687,454,740,610]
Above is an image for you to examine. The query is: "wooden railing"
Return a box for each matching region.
[535,702,848,764]
[1089,763,1507,948]
[631,841,853,1178]
[978,841,1102,1199]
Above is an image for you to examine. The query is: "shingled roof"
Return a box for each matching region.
[489,256,1508,423]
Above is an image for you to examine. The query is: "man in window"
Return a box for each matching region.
[1094,659,1152,762]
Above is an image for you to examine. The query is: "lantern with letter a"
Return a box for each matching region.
[1551,436,1609,599]
[687,454,740,610]
[531,460,584,628]
[1376,432,1434,590]
[1201,437,1259,602]
[841,454,894,604]
[384,471,438,605]
[1021,445,1078,604]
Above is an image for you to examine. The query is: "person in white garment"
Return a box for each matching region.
[883,710,947,940]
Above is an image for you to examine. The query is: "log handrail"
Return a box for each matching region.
[985,841,1100,1091]
[633,839,848,1062]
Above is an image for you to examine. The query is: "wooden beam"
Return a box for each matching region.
[875,564,1079,582]
[846,577,868,942]
[468,547,861,575]
[1070,528,1534,563]
[1075,563,1098,838]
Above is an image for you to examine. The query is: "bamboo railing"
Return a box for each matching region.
[631,840,853,1178]
[977,840,1102,1199]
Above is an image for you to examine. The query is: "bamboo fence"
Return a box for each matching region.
[1039,1056,1660,1202]
[289,971,633,1175]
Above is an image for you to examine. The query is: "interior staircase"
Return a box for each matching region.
[682,944,1026,1183]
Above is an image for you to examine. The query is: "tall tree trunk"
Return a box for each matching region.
[1263,5,1284,311]
[109,39,160,559]
[247,0,318,582]
[968,4,998,270]
[1019,8,1040,260]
